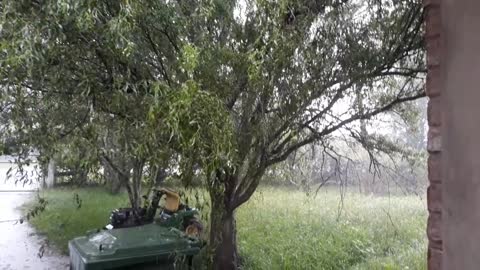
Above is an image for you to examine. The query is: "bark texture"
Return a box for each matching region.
[209,192,238,270]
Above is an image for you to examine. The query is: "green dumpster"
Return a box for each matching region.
[68,223,203,270]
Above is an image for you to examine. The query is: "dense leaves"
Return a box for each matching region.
[0,1,425,269]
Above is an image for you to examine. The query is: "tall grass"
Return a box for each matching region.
[26,186,427,269]
[236,187,427,270]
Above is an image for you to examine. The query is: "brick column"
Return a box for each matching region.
[424,0,442,269]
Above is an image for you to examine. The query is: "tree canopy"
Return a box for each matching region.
[0,0,425,269]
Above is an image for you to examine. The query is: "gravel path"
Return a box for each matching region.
[0,192,69,270]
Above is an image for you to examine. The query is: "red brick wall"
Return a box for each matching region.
[424,0,442,269]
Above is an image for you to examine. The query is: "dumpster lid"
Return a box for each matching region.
[70,223,200,262]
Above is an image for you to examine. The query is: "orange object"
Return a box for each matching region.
[159,188,180,212]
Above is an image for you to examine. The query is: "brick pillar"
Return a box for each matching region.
[424,0,443,269]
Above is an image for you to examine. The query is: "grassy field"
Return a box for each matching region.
[26,187,427,270]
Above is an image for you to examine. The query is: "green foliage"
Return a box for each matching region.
[181,45,200,76]
[0,0,425,185]
[159,80,235,178]
[26,187,427,269]
[0,0,236,194]
[2,0,426,265]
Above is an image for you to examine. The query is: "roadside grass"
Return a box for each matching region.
[26,186,427,269]
[25,187,129,253]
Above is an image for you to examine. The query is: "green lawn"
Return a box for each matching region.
[26,187,427,270]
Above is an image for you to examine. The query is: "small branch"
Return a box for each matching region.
[141,25,172,86]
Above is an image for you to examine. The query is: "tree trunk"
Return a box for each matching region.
[101,158,123,194]
[131,160,144,210]
[101,129,125,194]
[73,168,88,186]
[110,175,123,194]
[209,193,238,270]
[154,167,167,186]
[355,85,368,139]
[44,158,56,188]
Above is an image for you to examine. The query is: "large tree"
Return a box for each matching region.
[0,0,425,269]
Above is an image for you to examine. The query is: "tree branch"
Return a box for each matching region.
[266,90,426,166]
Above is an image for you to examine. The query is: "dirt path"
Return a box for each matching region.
[0,192,69,270]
